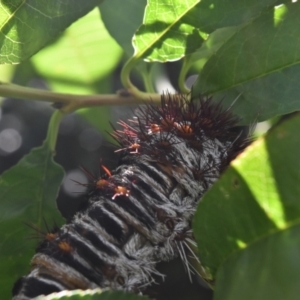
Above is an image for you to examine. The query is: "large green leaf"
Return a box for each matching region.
[193,2,300,123]
[0,0,104,64]
[0,141,64,299]
[128,0,282,62]
[193,114,300,279]
[100,0,147,56]
[183,26,239,76]
[192,0,282,33]
[100,0,281,61]
[31,7,122,95]
[214,224,300,300]
[31,7,123,136]
[133,0,204,62]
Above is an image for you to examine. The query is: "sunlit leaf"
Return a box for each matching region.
[214,224,300,300]
[133,0,204,62]
[31,8,123,136]
[31,7,122,95]
[0,0,103,64]
[131,0,282,63]
[194,114,300,277]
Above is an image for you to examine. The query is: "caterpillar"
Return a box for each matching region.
[12,93,250,300]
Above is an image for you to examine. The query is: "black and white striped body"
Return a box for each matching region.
[12,95,249,299]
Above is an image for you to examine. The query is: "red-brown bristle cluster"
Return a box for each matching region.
[112,186,130,200]
[111,93,244,162]
[76,94,247,202]
[58,241,72,253]
[25,221,59,243]
[45,232,57,242]
[111,121,140,151]
[96,179,110,189]
[76,163,131,201]
[149,93,239,139]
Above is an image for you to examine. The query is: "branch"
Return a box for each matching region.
[0,82,161,113]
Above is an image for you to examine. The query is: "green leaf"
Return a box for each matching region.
[36,290,149,300]
[0,63,16,100]
[193,114,300,278]
[133,0,205,62]
[131,0,281,63]
[193,0,282,33]
[193,2,300,123]
[0,0,104,64]
[182,26,238,76]
[0,64,15,82]
[100,0,147,56]
[31,8,123,137]
[31,7,122,95]
[214,224,300,300]
[0,142,64,300]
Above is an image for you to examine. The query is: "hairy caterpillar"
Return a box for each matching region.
[12,94,250,300]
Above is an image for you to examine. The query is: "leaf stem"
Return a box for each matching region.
[178,57,191,94]
[0,81,163,152]
[46,110,65,153]
[0,82,71,103]
[140,67,156,93]
[0,81,161,112]
[121,57,159,100]
[120,57,138,91]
